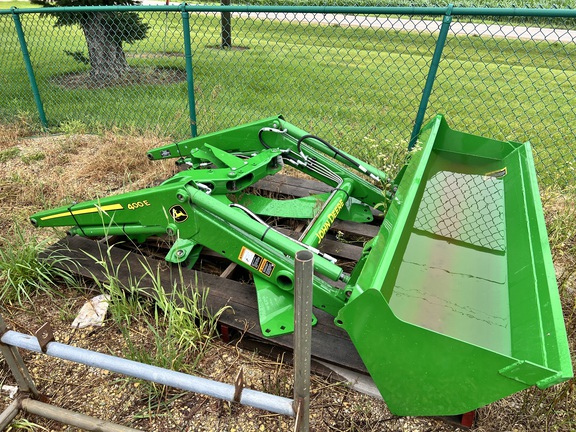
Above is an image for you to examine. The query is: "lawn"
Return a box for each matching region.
[0,3,574,187]
[0,0,40,8]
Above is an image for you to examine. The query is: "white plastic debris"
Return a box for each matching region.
[1,385,18,399]
[71,294,110,329]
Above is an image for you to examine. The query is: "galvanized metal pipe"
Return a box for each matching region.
[294,250,313,432]
[20,398,140,432]
[1,330,295,417]
[0,398,20,431]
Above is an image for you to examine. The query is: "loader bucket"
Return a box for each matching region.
[336,115,573,415]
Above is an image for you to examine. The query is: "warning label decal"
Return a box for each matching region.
[238,247,275,277]
[261,260,275,277]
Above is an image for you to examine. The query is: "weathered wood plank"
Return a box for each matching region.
[42,236,367,374]
[254,174,333,196]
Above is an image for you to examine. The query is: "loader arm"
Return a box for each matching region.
[31,116,383,336]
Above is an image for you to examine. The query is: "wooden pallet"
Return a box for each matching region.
[41,174,383,375]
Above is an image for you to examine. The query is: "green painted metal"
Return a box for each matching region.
[11,10,47,129]
[3,5,575,17]
[408,4,452,150]
[232,194,373,224]
[181,7,197,138]
[31,115,378,336]
[30,115,572,416]
[299,179,355,249]
[336,115,572,415]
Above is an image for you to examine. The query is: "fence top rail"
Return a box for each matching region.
[1,4,575,18]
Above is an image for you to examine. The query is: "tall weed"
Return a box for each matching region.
[0,225,76,305]
[82,238,229,400]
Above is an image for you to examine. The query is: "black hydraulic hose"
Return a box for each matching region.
[258,128,271,149]
[297,134,367,175]
[258,128,301,164]
[261,128,381,182]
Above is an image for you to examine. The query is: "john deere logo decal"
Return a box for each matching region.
[169,205,188,223]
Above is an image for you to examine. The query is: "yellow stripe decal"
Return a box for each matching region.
[40,204,124,221]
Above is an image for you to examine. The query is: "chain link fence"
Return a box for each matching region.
[0,5,574,188]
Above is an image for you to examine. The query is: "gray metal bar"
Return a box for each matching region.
[0,344,38,397]
[21,398,140,432]
[294,250,313,432]
[1,330,295,417]
[0,398,21,430]
[0,316,38,397]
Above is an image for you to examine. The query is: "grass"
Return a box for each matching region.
[67,233,233,407]
[0,148,20,162]
[0,6,574,188]
[0,1,40,9]
[84,240,229,378]
[0,118,232,422]
[0,224,76,305]
[6,418,48,431]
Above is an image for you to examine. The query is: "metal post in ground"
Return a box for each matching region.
[409,4,453,150]
[11,9,48,129]
[294,250,313,432]
[181,5,198,137]
[0,314,38,398]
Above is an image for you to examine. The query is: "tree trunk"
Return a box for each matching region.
[80,13,129,83]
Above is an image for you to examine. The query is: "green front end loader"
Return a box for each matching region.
[30,115,573,416]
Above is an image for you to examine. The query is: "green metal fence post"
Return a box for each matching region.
[408,4,453,150]
[181,4,198,137]
[11,9,48,129]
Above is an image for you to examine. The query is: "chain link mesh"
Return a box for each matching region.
[414,171,506,251]
[0,14,32,119]
[12,10,191,137]
[430,13,576,188]
[189,12,436,148]
[0,6,574,187]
